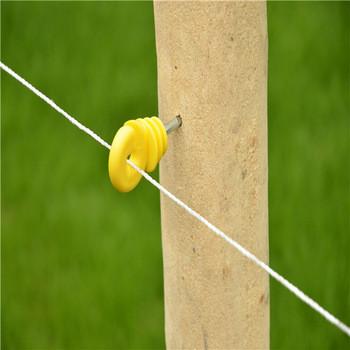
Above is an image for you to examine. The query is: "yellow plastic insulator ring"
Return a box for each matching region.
[108,117,168,192]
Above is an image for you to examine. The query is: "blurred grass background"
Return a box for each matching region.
[1,1,349,349]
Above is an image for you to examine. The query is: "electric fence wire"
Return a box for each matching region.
[1,61,349,337]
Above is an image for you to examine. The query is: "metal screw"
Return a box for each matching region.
[164,115,182,134]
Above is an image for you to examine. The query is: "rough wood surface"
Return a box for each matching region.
[154,1,269,348]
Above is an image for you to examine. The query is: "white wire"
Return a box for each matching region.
[126,160,350,337]
[0,62,111,150]
[1,61,349,337]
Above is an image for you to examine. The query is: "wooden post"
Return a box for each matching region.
[154,1,269,348]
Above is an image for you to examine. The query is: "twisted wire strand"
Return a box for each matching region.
[1,61,349,337]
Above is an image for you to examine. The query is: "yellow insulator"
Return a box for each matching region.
[108,116,181,192]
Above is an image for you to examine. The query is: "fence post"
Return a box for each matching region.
[154,1,269,348]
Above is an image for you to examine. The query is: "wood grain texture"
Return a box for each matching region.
[154,1,269,348]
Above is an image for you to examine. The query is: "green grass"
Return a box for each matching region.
[1,1,349,349]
